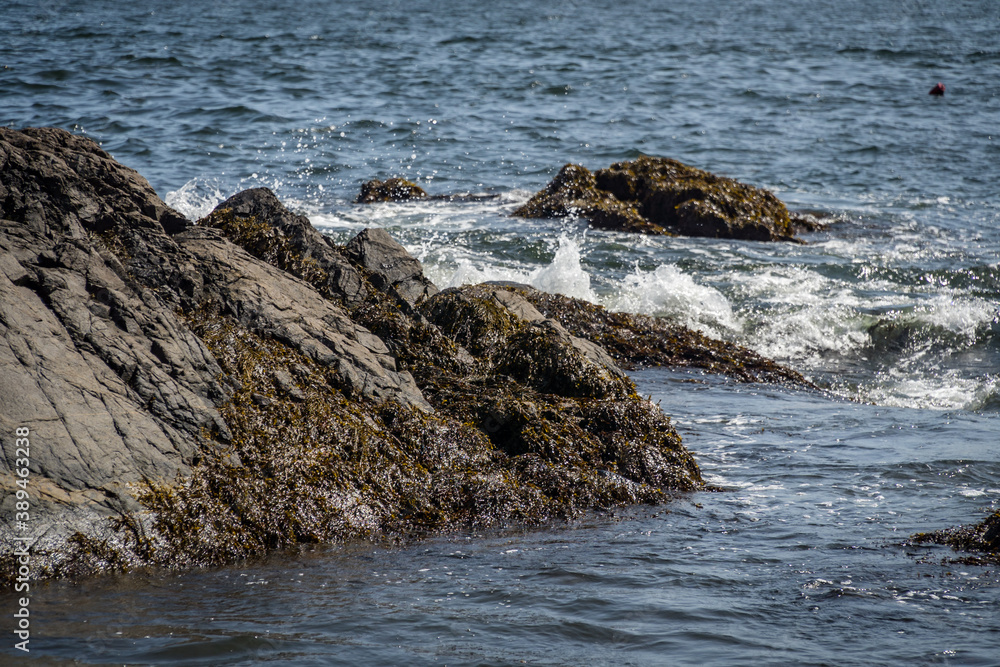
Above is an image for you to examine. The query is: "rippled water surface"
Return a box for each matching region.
[11,372,1000,666]
[3,0,999,663]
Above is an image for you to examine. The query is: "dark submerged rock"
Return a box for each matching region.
[515,156,821,242]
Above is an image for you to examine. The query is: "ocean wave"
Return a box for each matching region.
[607,264,740,340]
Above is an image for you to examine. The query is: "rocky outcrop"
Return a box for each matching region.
[344,228,439,308]
[0,127,430,575]
[1,128,809,582]
[515,156,822,242]
[0,127,226,564]
[206,187,372,309]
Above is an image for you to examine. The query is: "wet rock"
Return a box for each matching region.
[910,511,1000,564]
[515,156,814,242]
[0,127,429,578]
[355,177,428,203]
[512,163,659,234]
[204,188,372,308]
[421,284,632,399]
[3,127,797,583]
[343,227,439,308]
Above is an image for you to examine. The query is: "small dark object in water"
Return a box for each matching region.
[929,82,945,96]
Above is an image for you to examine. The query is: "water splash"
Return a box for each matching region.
[607,263,740,340]
[165,177,229,220]
[528,235,597,302]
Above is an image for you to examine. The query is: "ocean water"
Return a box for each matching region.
[3,0,1000,664]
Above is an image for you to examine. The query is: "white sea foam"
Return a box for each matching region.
[430,235,597,302]
[165,177,228,220]
[607,263,740,339]
[845,368,999,411]
[528,236,598,302]
[910,295,998,342]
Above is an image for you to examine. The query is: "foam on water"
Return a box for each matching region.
[607,263,740,339]
[429,234,598,303]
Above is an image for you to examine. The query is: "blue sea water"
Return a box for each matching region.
[2,0,1000,664]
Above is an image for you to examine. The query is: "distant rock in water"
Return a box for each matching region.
[355,177,428,203]
[515,156,822,242]
[0,128,807,583]
[355,177,500,204]
[910,511,1000,564]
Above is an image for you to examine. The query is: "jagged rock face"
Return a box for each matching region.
[206,188,372,308]
[0,126,190,237]
[515,156,807,242]
[0,127,226,555]
[343,227,439,308]
[0,128,430,563]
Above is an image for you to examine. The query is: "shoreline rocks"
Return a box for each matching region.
[1,128,808,583]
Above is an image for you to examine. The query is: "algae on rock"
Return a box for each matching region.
[515,156,822,242]
[909,510,1000,565]
[355,178,429,203]
[1,127,812,585]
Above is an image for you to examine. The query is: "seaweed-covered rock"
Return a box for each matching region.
[512,163,659,234]
[204,188,371,308]
[910,511,1000,564]
[355,177,428,203]
[5,128,823,585]
[516,285,811,385]
[1,127,717,584]
[421,284,633,399]
[516,156,819,242]
[0,128,426,578]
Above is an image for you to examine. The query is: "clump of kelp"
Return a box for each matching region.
[909,511,1000,565]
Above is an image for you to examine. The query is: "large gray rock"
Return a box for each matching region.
[0,127,429,566]
[0,128,225,555]
[174,226,429,409]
